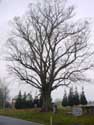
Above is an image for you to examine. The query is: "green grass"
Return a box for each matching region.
[0,108,94,125]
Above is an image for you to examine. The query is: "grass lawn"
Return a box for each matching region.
[0,108,94,125]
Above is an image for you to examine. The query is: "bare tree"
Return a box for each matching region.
[0,79,9,109]
[7,0,94,111]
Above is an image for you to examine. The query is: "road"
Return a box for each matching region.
[0,116,42,125]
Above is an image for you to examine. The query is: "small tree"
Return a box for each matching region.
[73,87,80,105]
[0,88,4,108]
[80,87,87,105]
[15,91,22,109]
[62,90,68,107]
[0,79,9,109]
[26,93,33,108]
[22,92,27,108]
[68,87,74,106]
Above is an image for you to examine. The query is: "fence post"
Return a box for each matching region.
[50,116,53,125]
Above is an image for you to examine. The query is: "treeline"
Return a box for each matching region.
[15,91,42,109]
[62,87,87,107]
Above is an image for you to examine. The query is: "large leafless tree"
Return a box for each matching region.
[7,0,94,111]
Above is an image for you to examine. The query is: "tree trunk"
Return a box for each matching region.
[41,88,52,112]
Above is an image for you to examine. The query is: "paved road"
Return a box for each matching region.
[0,116,42,125]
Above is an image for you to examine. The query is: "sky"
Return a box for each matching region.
[0,0,94,101]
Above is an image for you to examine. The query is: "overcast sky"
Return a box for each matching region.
[0,0,94,101]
